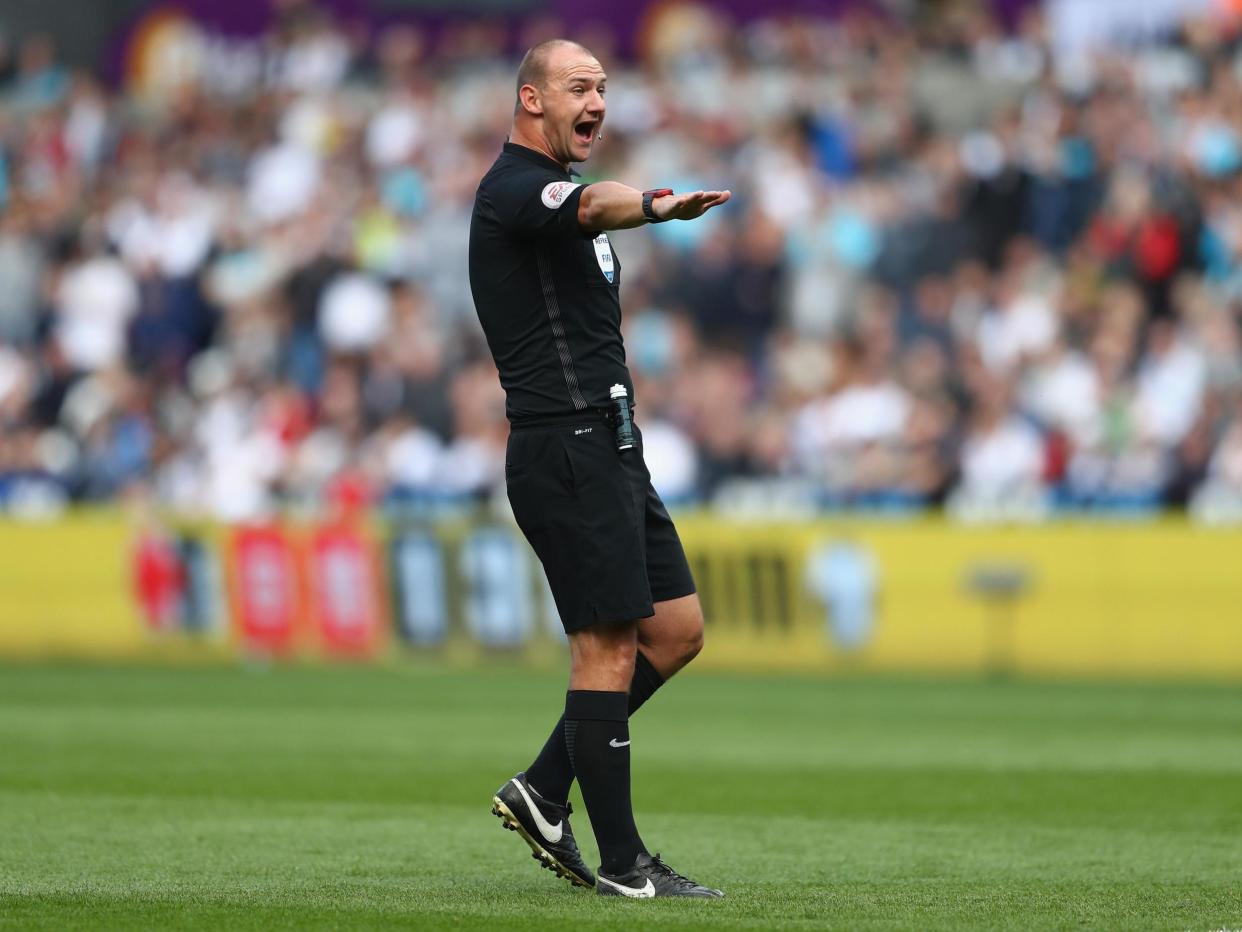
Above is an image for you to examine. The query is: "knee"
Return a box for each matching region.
[595,640,638,682]
[680,621,704,667]
[657,614,704,672]
[569,623,638,691]
[638,595,707,678]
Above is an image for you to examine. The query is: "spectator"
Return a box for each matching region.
[0,2,1240,523]
[949,378,1049,522]
[54,233,139,373]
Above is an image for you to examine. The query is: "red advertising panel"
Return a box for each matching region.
[306,523,384,659]
[132,532,185,632]
[230,525,299,655]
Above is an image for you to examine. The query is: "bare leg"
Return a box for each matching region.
[637,593,705,680]
[569,619,638,690]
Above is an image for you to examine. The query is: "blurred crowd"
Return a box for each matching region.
[3,0,1242,521]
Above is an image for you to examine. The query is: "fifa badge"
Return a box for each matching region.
[593,233,614,283]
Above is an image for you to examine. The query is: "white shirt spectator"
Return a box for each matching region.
[791,381,911,484]
[977,292,1057,373]
[318,273,392,352]
[385,424,444,490]
[366,94,425,167]
[279,31,350,94]
[638,419,699,503]
[55,256,139,370]
[806,381,912,448]
[1020,347,1099,442]
[111,177,217,278]
[157,208,215,278]
[203,429,283,521]
[435,437,502,496]
[195,391,284,521]
[748,140,818,231]
[959,416,1046,494]
[246,142,321,224]
[1133,338,1206,446]
[951,414,1050,522]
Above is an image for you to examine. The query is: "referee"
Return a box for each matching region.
[471,39,729,898]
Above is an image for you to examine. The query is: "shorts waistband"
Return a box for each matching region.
[509,404,633,431]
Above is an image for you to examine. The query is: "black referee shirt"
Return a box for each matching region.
[469,142,632,425]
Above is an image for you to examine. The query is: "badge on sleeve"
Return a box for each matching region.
[593,233,614,283]
[541,181,581,209]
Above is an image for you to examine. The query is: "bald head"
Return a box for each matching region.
[510,38,606,167]
[516,38,594,99]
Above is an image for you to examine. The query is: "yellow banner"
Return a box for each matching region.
[676,517,1242,677]
[0,512,141,657]
[0,512,1239,678]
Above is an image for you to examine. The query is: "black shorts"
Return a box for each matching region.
[505,417,696,633]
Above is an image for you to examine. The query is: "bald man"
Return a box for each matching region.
[470,39,729,898]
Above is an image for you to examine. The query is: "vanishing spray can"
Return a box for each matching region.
[610,383,635,452]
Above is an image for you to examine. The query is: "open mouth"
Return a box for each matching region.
[573,120,598,144]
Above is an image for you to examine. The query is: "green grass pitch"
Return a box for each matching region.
[1,663,1240,930]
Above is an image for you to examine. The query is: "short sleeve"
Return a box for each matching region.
[488,170,589,238]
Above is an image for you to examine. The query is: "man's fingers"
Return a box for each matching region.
[686,191,725,204]
[688,191,730,209]
[660,189,731,219]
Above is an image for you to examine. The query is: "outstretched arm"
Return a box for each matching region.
[577,182,730,232]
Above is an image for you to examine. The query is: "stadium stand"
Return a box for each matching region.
[2,2,1242,522]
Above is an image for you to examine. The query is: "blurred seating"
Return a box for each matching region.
[1,3,1241,522]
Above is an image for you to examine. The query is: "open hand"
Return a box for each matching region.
[653,190,732,221]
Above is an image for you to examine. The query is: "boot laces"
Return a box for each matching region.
[647,854,700,890]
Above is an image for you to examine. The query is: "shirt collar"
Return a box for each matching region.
[503,141,580,178]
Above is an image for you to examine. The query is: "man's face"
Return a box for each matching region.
[533,49,606,164]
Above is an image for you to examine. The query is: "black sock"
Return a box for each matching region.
[526,652,664,804]
[563,689,643,875]
[627,650,665,714]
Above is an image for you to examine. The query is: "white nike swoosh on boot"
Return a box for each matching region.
[510,778,563,843]
[609,738,630,748]
[598,876,655,898]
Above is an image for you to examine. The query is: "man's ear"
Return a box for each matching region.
[518,84,543,116]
